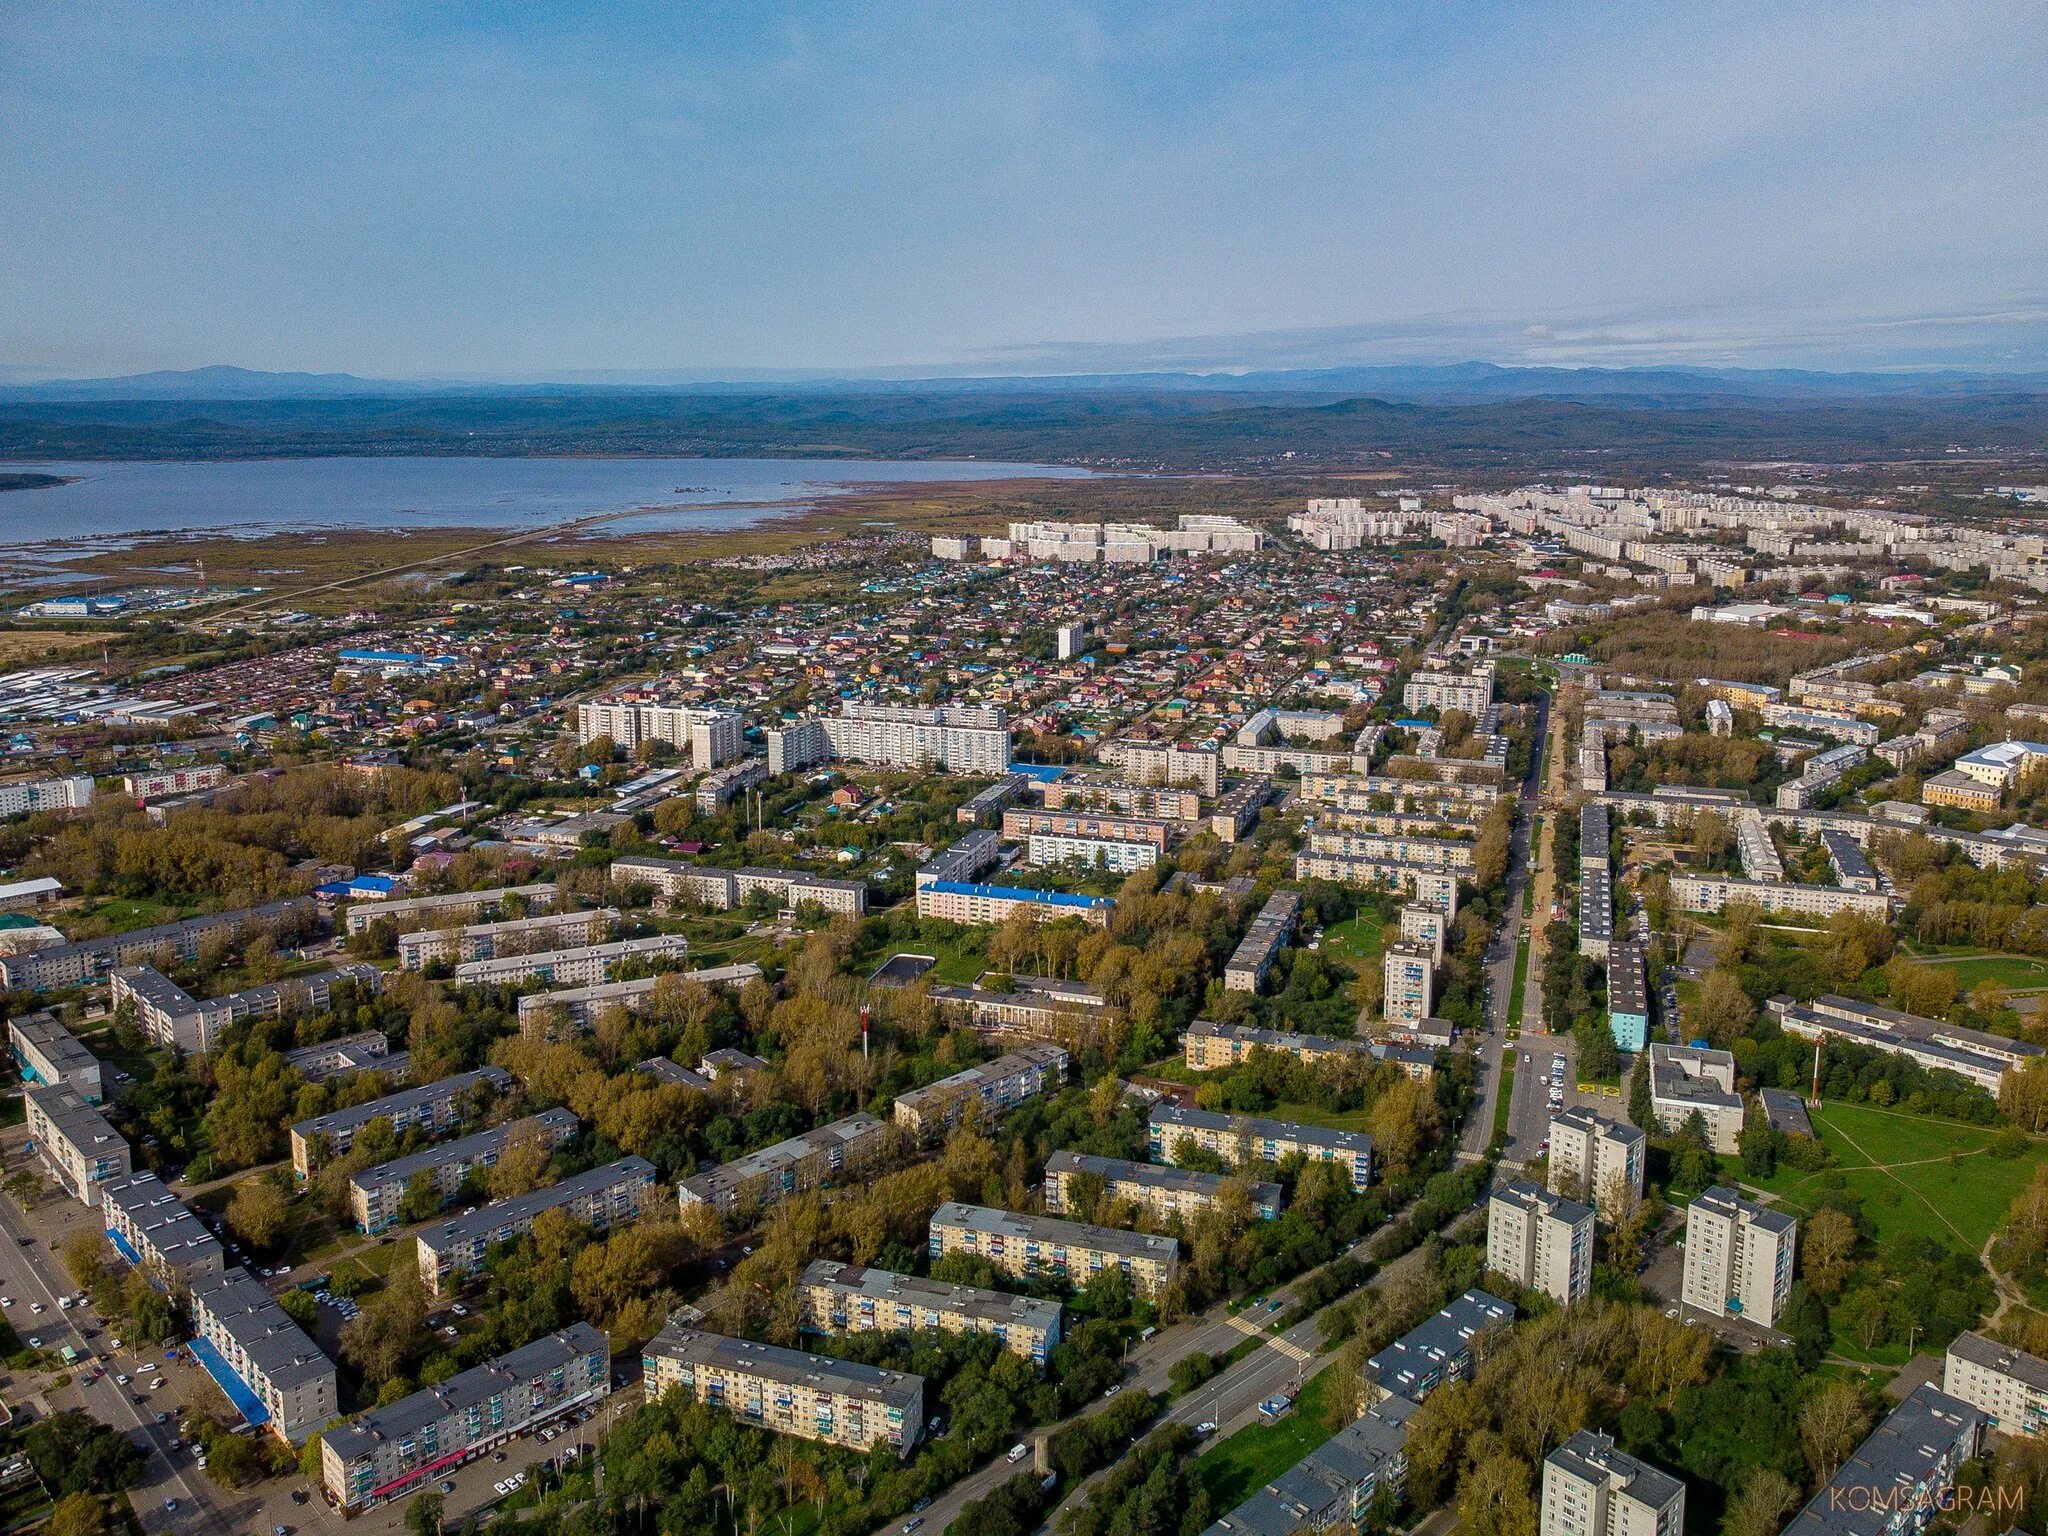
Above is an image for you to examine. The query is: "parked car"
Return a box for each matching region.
[1007,1444,1029,1463]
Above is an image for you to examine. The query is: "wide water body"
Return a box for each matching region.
[0,457,1091,552]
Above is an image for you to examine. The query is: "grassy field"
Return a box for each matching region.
[1737,1102,2048,1252]
[1321,913,1386,965]
[1195,1359,1340,1510]
[63,896,195,937]
[1507,931,1531,1033]
[862,942,987,986]
[1270,1101,1377,1133]
[0,628,121,665]
[1916,954,2048,991]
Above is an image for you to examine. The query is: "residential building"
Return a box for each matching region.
[1943,1331,2048,1438]
[798,1260,1063,1366]
[1290,850,1460,912]
[1002,807,1172,854]
[290,1066,512,1178]
[451,932,694,988]
[111,962,383,1054]
[1546,1109,1645,1218]
[891,1044,1068,1137]
[1579,867,1613,960]
[346,1110,580,1233]
[1681,1185,1797,1326]
[677,1113,889,1215]
[1922,769,2003,813]
[123,764,230,800]
[99,1169,225,1285]
[1025,832,1159,871]
[513,963,764,1032]
[416,1157,659,1296]
[321,1325,609,1512]
[1224,888,1305,993]
[1780,1386,1981,1536]
[0,774,94,816]
[1149,1104,1374,1192]
[611,856,869,916]
[283,1030,403,1084]
[1197,1393,1418,1536]
[1540,1431,1685,1536]
[573,701,744,766]
[1183,1019,1373,1073]
[1098,739,1222,796]
[928,1203,1180,1299]
[1487,1181,1594,1305]
[189,1266,338,1444]
[396,908,615,970]
[342,883,559,937]
[1399,903,1448,964]
[0,898,313,991]
[1363,1289,1515,1404]
[1669,874,1890,919]
[1383,942,1436,1030]
[914,880,1112,928]
[8,1010,101,1100]
[1044,1149,1282,1224]
[1606,942,1648,1052]
[1648,1044,1744,1153]
[1767,993,2041,1095]
[25,1084,129,1206]
[1403,665,1495,716]
[643,1322,924,1454]
[766,701,1010,775]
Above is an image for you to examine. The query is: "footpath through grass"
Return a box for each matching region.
[1195,1360,1341,1511]
[1737,1101,2048,1251]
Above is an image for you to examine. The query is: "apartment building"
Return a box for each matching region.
[1399,903,1448,965]
[769,701,1010,775]
[25,1084,130,1206]
[290,1066,512,1178]
[1403,665,1495,717]
[1669,873,1892,920]
[0,774,94,816]
[609,856,869,916]
[1487,1181,1594,1305]
[1209,778,1272,843]
[1197,1393,1418,1536]
[0,898,312,991]
[1098,739,1222,796]
[282,1030,403,1084]
[1044,1150,1283,1224]
[1944,1331,2048,1438]
[1546,1109,1645,1217]
[1042,778,1203,821]
[1224,888,1305,993]
[643,1322,925,1454]
[416,1157,659,1296]
[322,1324,610,1512]
[929,1202,1180,1299]
[1648,1044,1744,1153]
[397,907,614,970]
[1305,830,1476,873]
[891,1045,1068,1137]
[1606,942,1648,1052]
[123,764,230,800]
[1149,1104,1374,1192]
[914,880,1113,928]
[8,1009,102,1100]
[1681,1185,1797,1327]
[573,700,743,766]
[189,1266,338,1444]
[1781,1385,1981,1536]
[1183,1019,1373,1074]
[798,1260,1064,1366]
[677,1113,889,1215]
[1289,851,1459,913]
[451,932,694,988]
[513,963,764,1033]
[1383,942,1436,1030]
[1923,769,2003,813]
[1579,867,1613,960]
[1363,1289,1515,1404]
[342,882,559,937]
[1767,993,2039,1095]
[99,1169,225,1286]
[347,1109,580,1233]
[1540,1432,1685,1536]
[1001,807,1173,854]
[111,962,383,1055]
[1025,832,1159,871]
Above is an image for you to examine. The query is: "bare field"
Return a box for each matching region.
[0,628,121,664]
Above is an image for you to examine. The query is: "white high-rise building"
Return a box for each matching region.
[1541,1431,1684,1536]
[1546,1109,1645,1219]
[1382,942,1436,1029]
[821,702,1010,774]
[1487,1180,1593,1305]
[1681,1185,1796,1326]
[1057,623,1088,661]
[575,701,743,767]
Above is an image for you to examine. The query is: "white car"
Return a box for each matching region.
[116,1374,130,1385]
[150,1378,165,1390]
[1007,1444,1029,1463]
[29,1302,43,1315]
[494,1481,511,1497]
[0,1297,11,1308]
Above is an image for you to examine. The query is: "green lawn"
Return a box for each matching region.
[1737,1102,2048,1251]
[1196,1360,1340,1510]
[1918,954,2048,992]
[865,943,987,986]
[1270,1101,1377,1133]
[64,896,193,936]
[1321,914,1386,965]
[1507,931,1531,1032]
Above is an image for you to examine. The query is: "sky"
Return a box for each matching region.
[3,1,2045,380]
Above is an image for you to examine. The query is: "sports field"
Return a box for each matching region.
[1321,913,1386,964]
[1918,954,2048,992]
[1740,1101,2048,1252]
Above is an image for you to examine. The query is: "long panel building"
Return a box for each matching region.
[0,898,313,991]
[891,1045,1067,1137]
[397,908,615,970]
[798,1259,1064,1366]
[415,1156,659,1296]
[321,1324,610,1513]
[644,1321,925,1453]
[767,701,1010,776]
[452,932,694,989]
[1184,1019,1374,1073]
[188,1266,338,1445]
[609,856,869,916]
[25,1084,130,1206]
[347,1109,581,1233]
[1044,1149,1282,1223]
[1364,1289,1515,1405]
[1780,1385,1981,1536]
[677,1112,889,1215]
[290,1066,513,1178]
[100,1169,225,1286]
[929,1202,1180,1299]
[8,1009,102,1100]
[1149,1104,1374,1192]
[111,962,383,1054]
[342,883,559,937]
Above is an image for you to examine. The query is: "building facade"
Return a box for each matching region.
[1680,1185,1796,1326]
[1487,1181,1594,1305]
[1149,1104,1374,1193]
[415,1157,659,1296]
[189,1266,338,1444]
[1540,1431,1684,1536]
[798,1260,1063,1366]
[928,1202,1180,1299]
[644,1321,924,1454]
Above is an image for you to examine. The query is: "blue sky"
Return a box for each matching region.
[3,1,2044,378]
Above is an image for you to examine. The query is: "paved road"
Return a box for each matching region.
[0,1185,230,1536]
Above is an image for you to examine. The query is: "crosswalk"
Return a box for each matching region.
[1226,1312,1311,1361]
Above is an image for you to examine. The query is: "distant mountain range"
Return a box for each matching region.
[5,360,2048,405]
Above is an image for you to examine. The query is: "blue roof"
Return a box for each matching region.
[105,1227,143,1267]
[1005,763,1069,783]
[187,1333,272,1427]
[927,880,1109,909]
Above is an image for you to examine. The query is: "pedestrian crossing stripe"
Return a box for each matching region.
[1226,1314,1310,1360]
